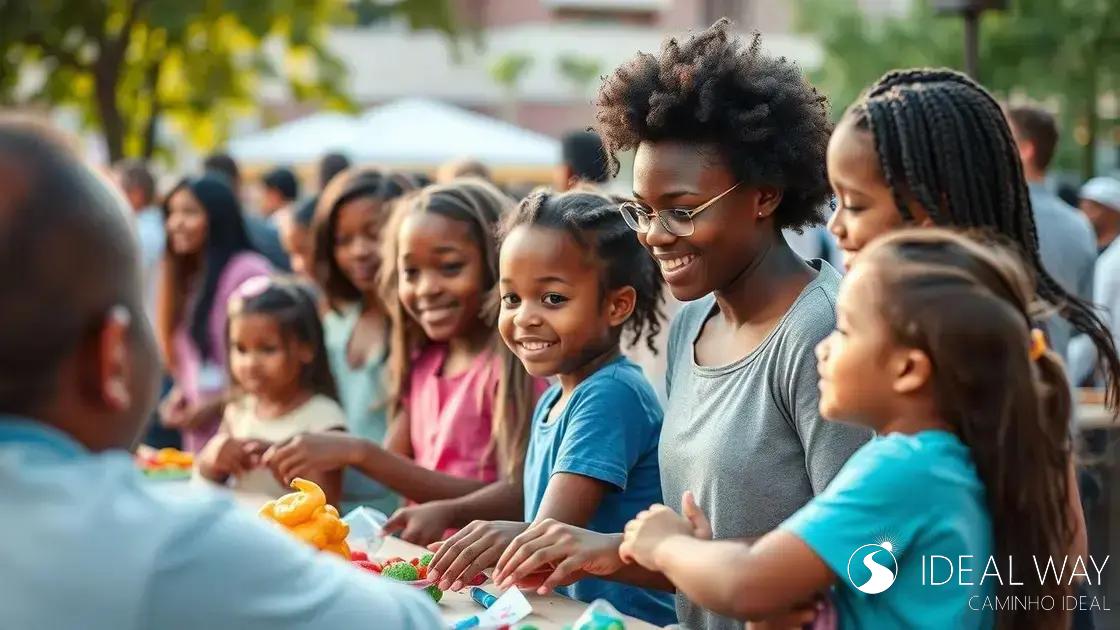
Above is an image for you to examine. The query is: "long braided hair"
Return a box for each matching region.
[846,68,1120,411]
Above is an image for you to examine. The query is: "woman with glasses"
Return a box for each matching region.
[489,20,870,629]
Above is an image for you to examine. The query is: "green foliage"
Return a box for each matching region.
[490,52,533,90]
[798,0,1120,176]
[0,0,457,161]
[557,53,602,96]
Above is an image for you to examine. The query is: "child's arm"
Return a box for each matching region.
[620,504,835,621]
[264,432,489,502]
[383,411,413,458]
[427,472,610,591]
[303,468,343,508]
[383,478,524,545]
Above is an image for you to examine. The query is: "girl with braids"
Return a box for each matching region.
[268,167,414,515]
[618,229,1074,630]
[266,179,545,529]
[424,190,675,625]
[487,20,869,630]
[826,68,1120,412]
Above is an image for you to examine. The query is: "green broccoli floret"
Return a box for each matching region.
[419,553,434,567]
[381,561,419,582]
[425,584,443,603]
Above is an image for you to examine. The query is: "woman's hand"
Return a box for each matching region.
[492,519,624,594]
[426,520,530,591]
[383,500,460,547]
[262,431,364,486]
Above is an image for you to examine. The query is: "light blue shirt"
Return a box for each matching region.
[1070,237,1120,384]
[0,418,440,630]
[1028,182,1097,361]
[782,431,994,629]
[523,356,676,626]
[322,304,398,515]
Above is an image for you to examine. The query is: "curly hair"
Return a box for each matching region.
[594,18,832,231]
[500,189,665,356]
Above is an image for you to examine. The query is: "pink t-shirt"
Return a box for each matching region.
[407,344,546,483]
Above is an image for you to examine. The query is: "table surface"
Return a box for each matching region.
[165,481,659,629]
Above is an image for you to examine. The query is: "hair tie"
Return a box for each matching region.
[1029,328,1048,361]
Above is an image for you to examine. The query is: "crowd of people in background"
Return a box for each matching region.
[4,17,1120,630]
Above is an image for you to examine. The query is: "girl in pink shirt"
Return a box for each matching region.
[265,179,545,543]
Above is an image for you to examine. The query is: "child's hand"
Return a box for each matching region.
[681,490,713,539]
[619,504,694,570]
[262,431,360,485]
[383,500,458,546]
[426,520,529,592]
[493,519,623,594]
[746,598,825,630]
[198,434,254,480]
[158,387,190,429]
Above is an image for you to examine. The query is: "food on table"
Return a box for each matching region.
[135,446,194,479]
[258,478,350,558]
[382,561,420,582]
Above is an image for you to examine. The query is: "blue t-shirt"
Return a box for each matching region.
[782,430,994,629]
[523,356,676,626]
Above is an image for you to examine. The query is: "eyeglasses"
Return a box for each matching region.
[618,183,741,237]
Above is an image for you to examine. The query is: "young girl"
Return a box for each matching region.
[197,276,345,503]
[158,174,272,453]
[825,68,1120,410]
[614,229,1076,630]
[264,180,544,528]
[425,190,676,626]
[297,168,414,514]
[485,21,869,630]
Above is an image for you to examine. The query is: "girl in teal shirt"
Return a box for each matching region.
[615,230,1079,630]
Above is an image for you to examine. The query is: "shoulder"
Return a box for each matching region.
[570,359,661,422]
[300,395,348,427]
[777,262,840,349]
[848,432,974,488]
[668,295,715,353]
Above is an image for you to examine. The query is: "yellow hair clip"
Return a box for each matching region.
[1029,328,1048,361]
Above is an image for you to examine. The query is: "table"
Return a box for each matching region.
[161,481,660,629]
[376,536,659,629]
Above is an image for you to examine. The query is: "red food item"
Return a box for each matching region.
[350,550,369,562]
[417,566,428,580]
[353,560,382,574]
[410,557,420,566]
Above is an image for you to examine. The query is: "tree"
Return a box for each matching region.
[556,53,602,99]
[797,0,1120,177]
[489,51,533,123]
[0,0,458,162]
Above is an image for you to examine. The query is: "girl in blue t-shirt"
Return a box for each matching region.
[424,190,676,626]
[613,229,1078,630]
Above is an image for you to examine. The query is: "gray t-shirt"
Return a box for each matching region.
[659,260,871,630]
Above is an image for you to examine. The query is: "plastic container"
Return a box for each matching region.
[342,506,388,556]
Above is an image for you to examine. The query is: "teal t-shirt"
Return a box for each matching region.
[523,356,676,626]
[782,430,994,629]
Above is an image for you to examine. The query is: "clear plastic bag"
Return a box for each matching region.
[571,599,626,630]
[342,506,388,555]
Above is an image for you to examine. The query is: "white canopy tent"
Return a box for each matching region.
[229,98,561,169]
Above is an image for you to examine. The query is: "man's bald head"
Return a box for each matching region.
[0,118,146,417]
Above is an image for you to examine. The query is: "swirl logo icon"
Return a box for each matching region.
[846,542,898,594]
